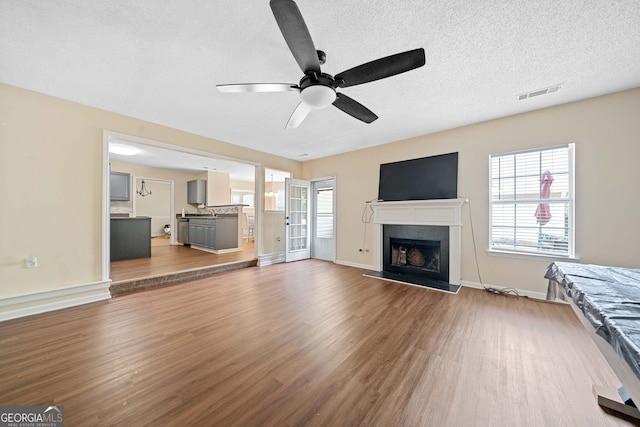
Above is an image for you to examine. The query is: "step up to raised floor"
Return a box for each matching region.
[110,259,258,297]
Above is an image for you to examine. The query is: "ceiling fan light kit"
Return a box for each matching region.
[299,74,336,108]
[216,0,425,129]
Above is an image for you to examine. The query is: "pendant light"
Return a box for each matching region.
[137,180,152,197]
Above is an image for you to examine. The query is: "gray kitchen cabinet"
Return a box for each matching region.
[215,217,238,249]
[204,223,216,248]
[110,217,151,260]
[188,221,206,247]
[187,218,238,250]
[187,223,197,245]
[189,219,216,249]
[110,172,131,201]
[187,179,207,205]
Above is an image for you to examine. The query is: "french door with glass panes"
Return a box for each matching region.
[285,178,311,262]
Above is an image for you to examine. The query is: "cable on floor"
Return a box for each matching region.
[360,198,375,252]
[463,197,520,297]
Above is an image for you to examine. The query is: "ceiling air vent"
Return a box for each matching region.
[517,84,561,101]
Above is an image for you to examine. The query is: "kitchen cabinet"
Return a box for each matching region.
[187,179,207,205]
[189,219,209,248]
[189,219,214,248]
[110,172,131,201]
[187,217,238,250]
[110,217,151,260]
[214,217,239,249]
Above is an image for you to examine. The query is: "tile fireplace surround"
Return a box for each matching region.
[366,198,467,291]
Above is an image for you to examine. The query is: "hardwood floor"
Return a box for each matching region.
[109,241,256,283]
[0,260,635,426]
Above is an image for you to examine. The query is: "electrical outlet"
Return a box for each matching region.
[26,256,38,269]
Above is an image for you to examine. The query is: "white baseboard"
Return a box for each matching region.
[0,281,112,322]
[330,265,547,300]
[335,260,374,270]
[258,252,285,266]
[461,280,547,300]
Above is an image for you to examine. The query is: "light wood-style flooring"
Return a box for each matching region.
[110,240,255,283]
[0,260,635,426]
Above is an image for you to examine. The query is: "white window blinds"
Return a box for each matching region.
[490,144,574,257]
[315,188,334,239]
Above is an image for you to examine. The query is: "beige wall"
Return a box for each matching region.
[0,83,301,300]
[2,81,638,303]
[302,88,640,294]
[230,179,255,191]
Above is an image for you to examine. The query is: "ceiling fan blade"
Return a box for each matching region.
[216,83,298,93]
[332,93,378,123]
[335,48,425,88]
[270,0,321,74]
[285,101,312,129]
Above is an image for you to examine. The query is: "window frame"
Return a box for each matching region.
[488,143,576,259]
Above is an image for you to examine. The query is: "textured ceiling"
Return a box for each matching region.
[1,0,640,162]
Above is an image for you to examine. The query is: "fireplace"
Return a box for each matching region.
[364,198,466,293]
[383,225,449,283]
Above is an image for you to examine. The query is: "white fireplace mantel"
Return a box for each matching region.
[369,198,467,285]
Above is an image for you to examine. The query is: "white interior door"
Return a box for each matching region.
[285,178,311,262]
[133,178,173,238]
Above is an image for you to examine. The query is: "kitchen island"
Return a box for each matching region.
[186,216,238,252]
[177,205,244,253]
[110,217,151,261]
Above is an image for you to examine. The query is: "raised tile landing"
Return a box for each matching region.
[110,259,258,297]
[109,242,257,297]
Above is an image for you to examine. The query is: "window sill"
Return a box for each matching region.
[487,248,579,262]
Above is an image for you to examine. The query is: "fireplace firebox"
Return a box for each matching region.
[390,238,441,274]
[382,224,450,284]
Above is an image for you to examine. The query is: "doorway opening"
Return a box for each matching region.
[103,130,259,287]
[284,177,336,263]
[312,178,336,262]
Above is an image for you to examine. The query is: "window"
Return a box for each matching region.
[231,190,254,207]
[489,144,574,257]
[315,187,334,238]
[265,168,290,211]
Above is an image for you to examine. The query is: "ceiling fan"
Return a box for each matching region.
[216,0,426,129]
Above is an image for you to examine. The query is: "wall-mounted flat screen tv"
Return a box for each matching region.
[378,152,458,201]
